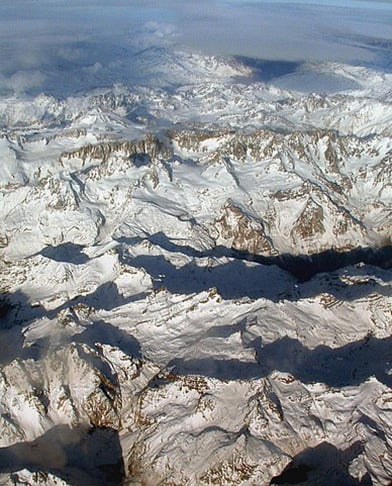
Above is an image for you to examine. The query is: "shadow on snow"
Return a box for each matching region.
[0,288,143,365]
[270,441,372,485]
[116,232,392,281]
[0,424,125,486]
[167,334,392,388]
[1,239,391,386]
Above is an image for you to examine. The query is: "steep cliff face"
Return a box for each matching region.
[61,134,173,169]
[216,201,276,256]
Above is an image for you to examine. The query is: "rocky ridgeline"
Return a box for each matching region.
[54,127,389,256]
[216,200,277,256]
[60,133,172,166]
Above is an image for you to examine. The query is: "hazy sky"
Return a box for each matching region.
[0,1,391,95]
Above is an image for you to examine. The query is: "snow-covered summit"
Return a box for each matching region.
[129,46,253,87]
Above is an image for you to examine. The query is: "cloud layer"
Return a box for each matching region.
[0,1,391,96]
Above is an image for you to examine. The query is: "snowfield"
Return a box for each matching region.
[0,49,391,485]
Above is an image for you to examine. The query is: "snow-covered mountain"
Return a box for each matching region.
[0,49,391,485]
[129,47,253,87]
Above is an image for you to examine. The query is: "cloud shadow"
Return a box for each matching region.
[234,56,302,83]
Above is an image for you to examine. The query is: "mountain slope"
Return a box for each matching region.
[0,50,391,485]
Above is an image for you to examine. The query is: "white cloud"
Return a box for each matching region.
[0,1,391,96]
[57,47,85,62]
[0,70,46,95]
[132,21,179,49]
[82,63,103,75]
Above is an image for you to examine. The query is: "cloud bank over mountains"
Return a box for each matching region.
[0,0,391,95]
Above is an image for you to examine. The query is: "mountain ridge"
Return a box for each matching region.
[0,48,391,485]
